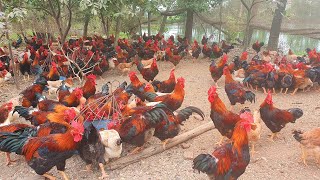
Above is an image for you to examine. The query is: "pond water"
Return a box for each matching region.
[142,24,320,54]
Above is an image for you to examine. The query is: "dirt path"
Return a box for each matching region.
[0,56,319,180]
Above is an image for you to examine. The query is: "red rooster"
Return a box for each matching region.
[260,91,303,141]
[135,58,159,82]
[81,74,97,99]
[252,41,264,54]
[151,68,176,93]
[165,48,183,66]
[209,54,228,87]
[193,119,252,179]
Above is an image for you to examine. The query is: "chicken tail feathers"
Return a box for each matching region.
[13,106,31,119]
[177,106,205,123]
[144,92,158,102]
[151,80,161,92]
[0,127,37,154]
[292,130,303,142]
[193,154,217,175]
[245,91,256,103]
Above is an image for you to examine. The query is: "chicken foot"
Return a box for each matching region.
[58,170,69,180]
[262,87,267,94]
[128,147,143,155]
[98,163,108,179]
[81,164,93,172]
[42,173,57,180]
[250,143,257,156]
[160,139,171,150]
[269,133,278,142]
[215,136,225,146]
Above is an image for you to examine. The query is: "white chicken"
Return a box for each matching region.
[99,129,123,162]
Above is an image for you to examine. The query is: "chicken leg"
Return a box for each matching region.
[250,143,257,156]
[161,139,171,150]
[128,147,143,155]
[262,87,267,94]
[291,88,298,96]
[5,152,17,166]
[81,164,93,172]
[269,133,278,142]
[300,147,308,166]
[58,170,69,180]
[273,88,276,94]
[98,163,108,179]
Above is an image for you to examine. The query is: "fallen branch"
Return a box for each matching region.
[106,122,215,170]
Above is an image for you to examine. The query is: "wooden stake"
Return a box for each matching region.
[106,122,215,170]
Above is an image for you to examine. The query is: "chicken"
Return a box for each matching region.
[126,72,147,101]
[144,77,185,111]
[165,48,183,66]
[81,74,97,99]
[201,35,208,45]
[293,128,320,166]
[151,68,176,93]
[78,124,108,179]
[252,41,264,54]
[223,66,255,108]
[20,77,48,108]
[287,49,298,63]
[191,40,202,61]
[202,44,213,58]
[61,88,85,107]
[154,106,205,149]
[0,118,84,180]
[109,107,169,154]
[114,59,133,75]
[46,62,60,81]
[209,54,228,87]
[240,109,262,155]
[260,91,303,141]
[212,44,223,59]
[193,119,252,180]
[0,99,20,128]
[291,70,313,95]
[277,64,294,94]
[207,86,247,145]
[135,57,159,82]
[140,57,154,67]
[0,70,12,88]
[221,40,235,54]
[19,52,31,80]
[57,81,71,101]
[99,129,122,162]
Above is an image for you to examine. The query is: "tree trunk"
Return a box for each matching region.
[100,11,107,35]
[268,0,288,50]
[114,16,122,47]
[218,3,223,42]
[147,11,151,36]
[159,15,167,35]
[185,9,194,41]
[83,14,90,38]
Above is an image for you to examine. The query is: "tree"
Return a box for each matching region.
[240,0,266,50]
[26,0,77,43]
[268,0,288,50]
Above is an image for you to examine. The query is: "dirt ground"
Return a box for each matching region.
[0,51,320,180]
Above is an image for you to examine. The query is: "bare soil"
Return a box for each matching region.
[0,52,320,180]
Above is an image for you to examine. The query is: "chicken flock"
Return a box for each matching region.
[0,33,318,180]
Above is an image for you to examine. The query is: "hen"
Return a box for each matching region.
[81,74,97,99]
[260,91,303,141]
[193,119,252,180]
[293,128,320,166]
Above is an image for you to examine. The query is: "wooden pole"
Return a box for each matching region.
[106,122,215,170]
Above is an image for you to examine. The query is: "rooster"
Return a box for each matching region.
[252,41,264,54]
[193,119,252,180]
[135,58,159,82]
[20,77,48,108]
[260,91,303,141]
[81,74,97,99]
[223,66,255,109]
[19,52,31,80]
[208,86,249,145]
[0,109,84,180]
[46,62,60,81]
[151,68,176,93]
[61,88,85,107]
[221,40,235,54]
[165,48,184,66]
[191,40,202,61]
[144,77,185,111]
[209,54,228,87]
[154,106,204,149]
[201,35,208,45]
